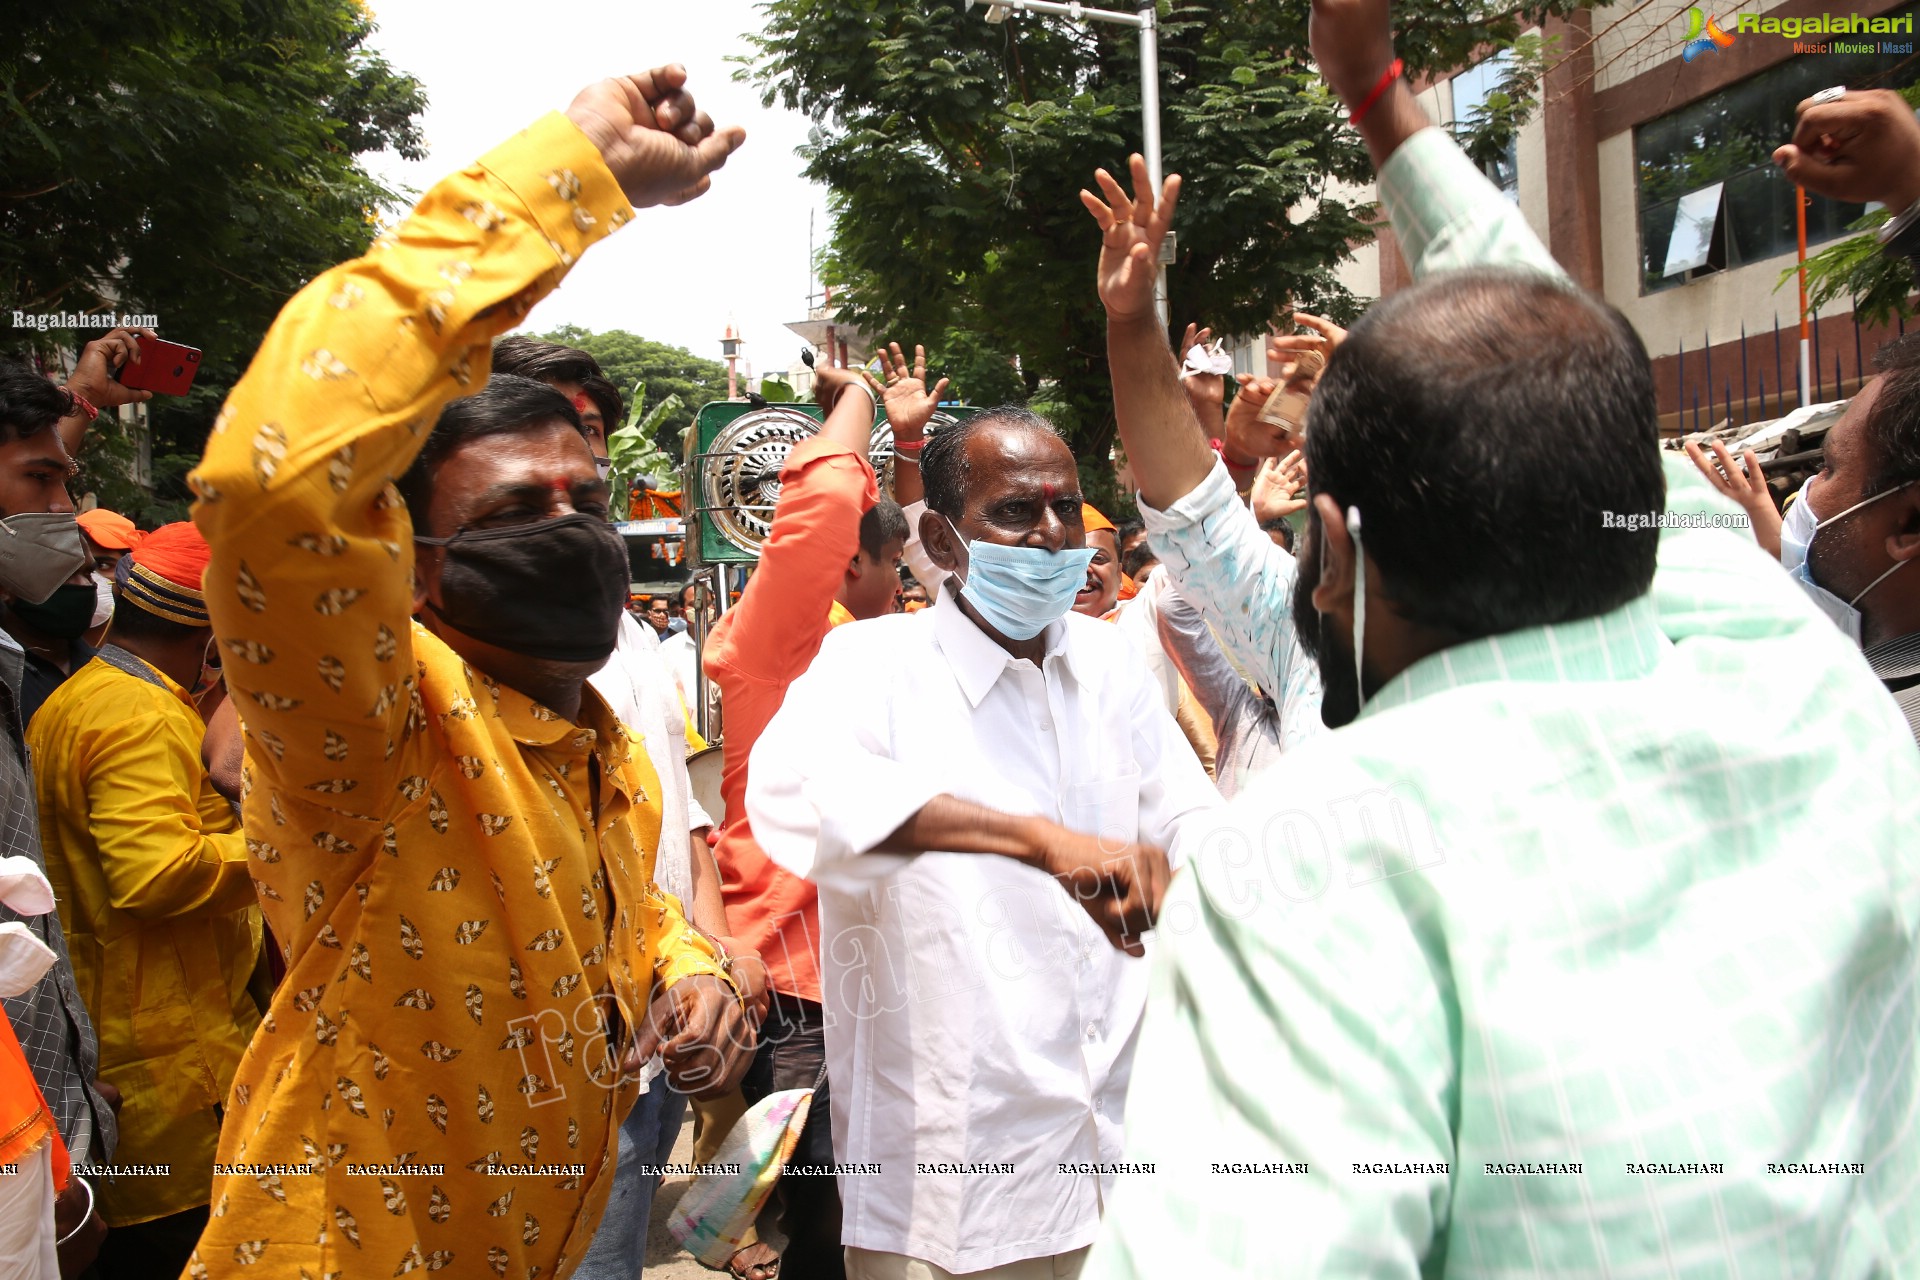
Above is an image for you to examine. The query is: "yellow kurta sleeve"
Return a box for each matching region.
[190,112,634,831]
[78,691,252,920]
[648,886,724,989]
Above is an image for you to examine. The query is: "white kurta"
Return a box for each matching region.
[746,586,1219,1273]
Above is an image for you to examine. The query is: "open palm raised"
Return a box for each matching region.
[1080,154,1181,325]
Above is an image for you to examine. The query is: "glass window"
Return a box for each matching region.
[1635,19,1920,293]
[1452,52,1520,199]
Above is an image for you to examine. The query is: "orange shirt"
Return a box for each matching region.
[706,438,875,1003]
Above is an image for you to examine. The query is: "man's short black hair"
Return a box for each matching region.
[109,598,207,644]
[397,375,586,530]
[859,498,910,560]
[579,375,624,433]
[920,406,1062,519]
[1305,268,1664,641]
[492,335,605,386]
[0,359,74,446]
[1863,333,1920,496]
[1260,517,1295,553]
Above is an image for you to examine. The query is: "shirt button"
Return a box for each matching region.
[1085,1023,1097,1042]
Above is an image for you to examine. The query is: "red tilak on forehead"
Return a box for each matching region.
[1042,482,1058,500]
[571,393,592,414]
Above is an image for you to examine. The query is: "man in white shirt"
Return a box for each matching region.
[747,405,1218,1280]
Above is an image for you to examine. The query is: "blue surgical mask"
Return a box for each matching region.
[945,516,1095,641]
[1780,475,1913,645]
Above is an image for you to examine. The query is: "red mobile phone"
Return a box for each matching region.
[114,335,201,396]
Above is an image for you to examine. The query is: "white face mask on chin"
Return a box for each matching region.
[1779,475,1915,645]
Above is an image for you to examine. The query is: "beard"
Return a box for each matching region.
[1291,515,1363,729]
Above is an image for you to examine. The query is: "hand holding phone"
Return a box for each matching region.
[66,327,156,411]
[112,334,201,397]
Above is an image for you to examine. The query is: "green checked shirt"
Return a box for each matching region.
[1086,128,1920,1279]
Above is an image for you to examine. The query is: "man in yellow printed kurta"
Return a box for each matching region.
[184,66,753,1279]
[30,522,261,1278]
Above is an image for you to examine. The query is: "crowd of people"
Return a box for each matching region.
[1,0,1918,1277]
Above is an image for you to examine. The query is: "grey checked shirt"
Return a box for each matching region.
[0,629,114,1165]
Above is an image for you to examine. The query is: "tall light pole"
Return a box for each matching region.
[964,0,1170,327]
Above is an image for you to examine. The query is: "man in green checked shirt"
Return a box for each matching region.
[1077,0,1920,1274]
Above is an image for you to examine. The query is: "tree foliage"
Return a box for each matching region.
[2,0,428,523]
[533,325,732,452]
[743,0,1580,504]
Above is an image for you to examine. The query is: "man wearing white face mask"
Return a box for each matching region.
[746,405,1218,1280]
[29,521,258,1279]
[1778,334,1920,741]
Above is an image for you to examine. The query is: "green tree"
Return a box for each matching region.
[534,325,732,452]
[2,0,428,524]
[744,0,1570,506]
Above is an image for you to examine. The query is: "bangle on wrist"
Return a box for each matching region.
[1877,194,1920,245]
[832,381,877,415]
[1349,58,1404,127]
[54,1177,94,1246]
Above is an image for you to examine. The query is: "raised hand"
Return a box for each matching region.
[811,362,871,411]
[872,342,950,440]
[1309,0,1398,110]
[1081,154,1181,325]
[1684,438,1784,558]
[66,326,157,410]
[1224,373,1294,461]
[565,64,746,209]
[1253,451,1310,526]
[1268,312,1347,378]
[1178,324,1227,428]
[1773,88,1920,211]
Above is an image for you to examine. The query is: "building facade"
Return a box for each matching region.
[1324,0,1918,435]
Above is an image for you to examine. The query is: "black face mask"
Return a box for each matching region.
[1291,513,1362,729]
[9,582,98,641]
[416,513,629,664]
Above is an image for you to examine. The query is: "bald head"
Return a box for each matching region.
[1304,267,1665,641]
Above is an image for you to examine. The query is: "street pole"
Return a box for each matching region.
[966,0,1168,328]
[1137,1,1168,328]
[1795,185,1811,409]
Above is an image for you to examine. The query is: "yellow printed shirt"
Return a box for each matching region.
[186,111,722,1280]
[29,654,261,1226]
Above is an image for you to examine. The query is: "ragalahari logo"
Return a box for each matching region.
[1682,7,1738,59]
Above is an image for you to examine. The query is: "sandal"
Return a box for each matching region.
[726,1242,780,1280]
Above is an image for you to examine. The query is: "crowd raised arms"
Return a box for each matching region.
[0,2,1916,1277]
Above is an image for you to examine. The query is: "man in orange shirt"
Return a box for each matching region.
[703,362,910,1280]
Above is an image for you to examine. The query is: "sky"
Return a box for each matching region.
[358,0,833,385]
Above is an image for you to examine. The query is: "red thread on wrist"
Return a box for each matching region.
[1349,58,1404,127]
[67,392,99,423]
[1211,438,1259,471]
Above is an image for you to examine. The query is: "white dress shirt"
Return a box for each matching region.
[659,627,698,709]
[590,613,713,907]
[746,585,1219,1273]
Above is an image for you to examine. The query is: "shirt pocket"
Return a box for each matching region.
[1064,766,1143,855]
